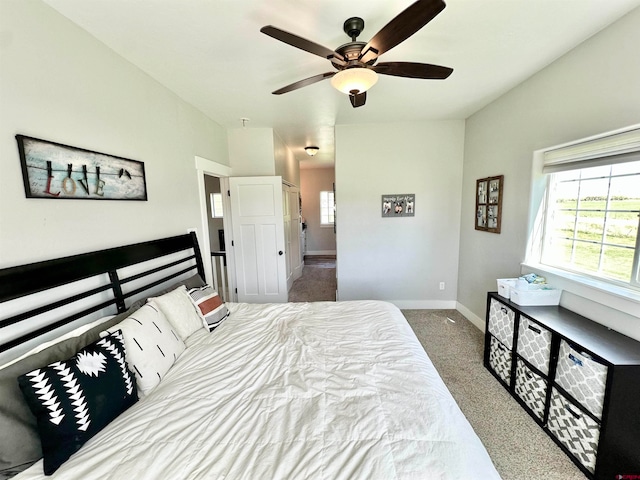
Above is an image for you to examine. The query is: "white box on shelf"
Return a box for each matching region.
[515,279,543,290]
[497,278,518,298]
[510,288,562,306]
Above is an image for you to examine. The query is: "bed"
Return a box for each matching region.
[0,234,500,479]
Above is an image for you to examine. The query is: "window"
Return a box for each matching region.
[210,193,224,218]
[539,127,640,290]
[320,191,334,225]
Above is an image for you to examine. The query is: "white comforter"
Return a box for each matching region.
[17,301,500,480]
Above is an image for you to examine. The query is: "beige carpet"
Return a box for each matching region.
[288,256,336,302]
[403,309,587,480]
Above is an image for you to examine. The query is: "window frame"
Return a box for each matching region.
[320,190,335,226]
[540,164,640,290]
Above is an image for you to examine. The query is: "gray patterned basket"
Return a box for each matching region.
[547,387,601,474]
[554,340,608,419]
[488,298,515,350]
[517,316,552,375]
[489,335,512,385]
[514,358,547,420]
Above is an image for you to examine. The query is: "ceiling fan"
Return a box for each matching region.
[260,0,453,108]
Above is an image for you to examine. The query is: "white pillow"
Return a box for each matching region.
[148,285,204,341]
[101,302,185,395]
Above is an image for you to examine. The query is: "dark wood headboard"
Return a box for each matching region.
[0,233,205,355]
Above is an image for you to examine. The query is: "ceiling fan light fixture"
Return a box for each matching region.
[330,68,378,95]
[305,146,320,156]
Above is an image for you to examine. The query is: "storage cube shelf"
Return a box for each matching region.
[483,292,640,480]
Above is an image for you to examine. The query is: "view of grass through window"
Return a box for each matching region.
[542,161,640,285]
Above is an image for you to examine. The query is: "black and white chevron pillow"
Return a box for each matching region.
[18,330,138,475]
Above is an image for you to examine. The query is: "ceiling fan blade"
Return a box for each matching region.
[349,91,367,108]
[261,26,345,63]
[373,62,452,79]
[272,72,336,95]
[359,0,446,64]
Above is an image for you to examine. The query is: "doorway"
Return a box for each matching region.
[288,255,336,302]
[195,156,235,301]
[203,175,231,301]
[294,167,337,301]
[196,157,304,304]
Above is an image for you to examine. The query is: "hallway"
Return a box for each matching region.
[288,256,336,302]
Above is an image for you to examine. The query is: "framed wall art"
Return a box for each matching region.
[475,175,503,233]
[382,194,415,217]
[16,135,147,201]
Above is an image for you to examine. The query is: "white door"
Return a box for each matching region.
[229,176,288,303]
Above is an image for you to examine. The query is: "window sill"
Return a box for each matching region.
[521,262,640,318]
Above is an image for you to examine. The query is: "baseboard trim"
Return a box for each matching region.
[391,300,457,310]
[305,250,336,256]
[456,302,485,332]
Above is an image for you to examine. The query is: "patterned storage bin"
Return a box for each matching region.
[517,315,552,375]
[554,340,608,418]
[488,298,516,349]
[489,335,512,385]
[514,358,547,421]
[547,388,601,474]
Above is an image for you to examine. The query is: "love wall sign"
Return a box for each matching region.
[16,135,147,201]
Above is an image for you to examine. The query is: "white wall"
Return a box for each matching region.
[227,128,300,187]
[300,167,336,254]
[335,121,465,308]
[458,8,640,339]
[227,128,275,177]
[273,131,300,187]
[0,0,229,267]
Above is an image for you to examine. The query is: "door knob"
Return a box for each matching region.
[278,250,283,255]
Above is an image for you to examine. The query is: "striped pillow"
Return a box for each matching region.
[188,285,229,331]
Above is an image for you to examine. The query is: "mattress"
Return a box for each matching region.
[15,300,500,479]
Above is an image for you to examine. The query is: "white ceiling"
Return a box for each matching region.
[42,0,640,168]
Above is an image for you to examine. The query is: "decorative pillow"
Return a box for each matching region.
[17,331,138,475]
[187,285,230,331]
[148,285,204,341]
[102,302,185,395]
[127,273,206,312]
[0,308,136,477]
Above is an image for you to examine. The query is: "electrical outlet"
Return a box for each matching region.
[439,282,445,290]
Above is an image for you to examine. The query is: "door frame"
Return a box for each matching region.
[282,181,302,289]
[195,156,237,301]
